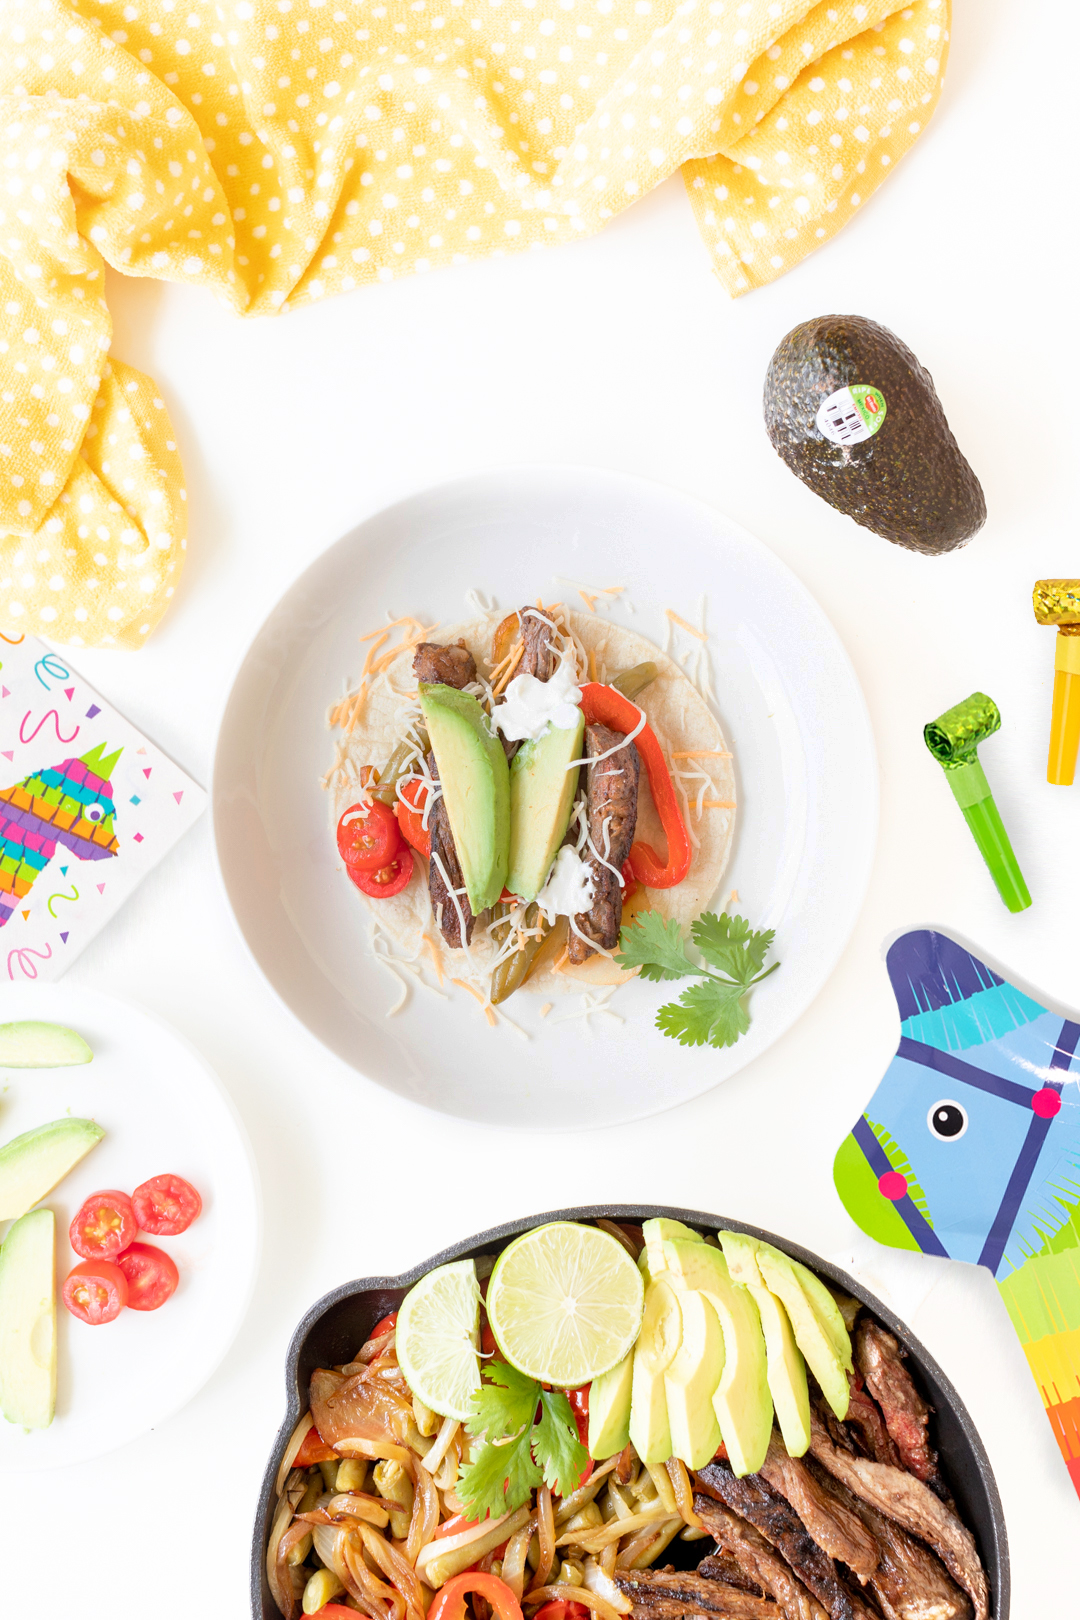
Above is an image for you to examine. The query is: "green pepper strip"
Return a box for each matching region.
[578,682,692,890]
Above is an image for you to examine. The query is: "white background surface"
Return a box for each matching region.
[1,0,1076,1609]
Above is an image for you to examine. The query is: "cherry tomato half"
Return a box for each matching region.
[115,1242,180,1311]
[307,1607,358,1620]
[131,1173,202,1236]
[394,780,431,861]
[347,843,414,898]
[337,800,402,872]
[428,1573,523,1620]
[69,1189,137,1261]
[62,1259,128,1325]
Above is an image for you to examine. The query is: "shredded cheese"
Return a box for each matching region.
[492,640,525,695]
[670,749,732,759]
[664,608,708,641]
[451,977,498,1028]
[702,800,736,809]
[539,1003,553,1018]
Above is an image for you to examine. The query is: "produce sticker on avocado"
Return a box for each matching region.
[815,384,887,447]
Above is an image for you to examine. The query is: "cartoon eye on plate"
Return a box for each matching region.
[927,1100,968,1141]
[84,804,104,822]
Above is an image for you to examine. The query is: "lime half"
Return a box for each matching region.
[486,1223,644,1387]
[397,1259,481,1421]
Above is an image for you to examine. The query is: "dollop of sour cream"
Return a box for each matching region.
[494,657,582,743]
[537,845,595,925]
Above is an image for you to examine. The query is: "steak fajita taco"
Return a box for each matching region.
[326,601,735,1014]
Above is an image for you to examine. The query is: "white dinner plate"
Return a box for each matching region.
[0,984,260,1472]
[212,466,877,1128]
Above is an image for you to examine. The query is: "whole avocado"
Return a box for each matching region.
[763,315,986,555]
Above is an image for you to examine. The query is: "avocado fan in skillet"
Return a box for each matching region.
[763,315,986,555]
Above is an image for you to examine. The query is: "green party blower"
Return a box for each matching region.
[923,692,1031,913]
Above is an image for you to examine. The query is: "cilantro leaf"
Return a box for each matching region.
[656,976,752,1049]
[465,1359,537,1443]
[692,912,775,981]
[456,1432,540,1521]
[534,1389,589,1498]
[456,1365,588,1518]
[616,911,695,981]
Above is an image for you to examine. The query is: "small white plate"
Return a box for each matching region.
[212,466,877,1128]
[0,985,260,1472]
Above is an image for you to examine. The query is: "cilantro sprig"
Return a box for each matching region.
[456,1361,588,1520]
[616,909,779,1050]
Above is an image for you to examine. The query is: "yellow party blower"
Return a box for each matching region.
[1033,581,1080,785]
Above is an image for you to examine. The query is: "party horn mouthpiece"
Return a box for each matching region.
[1033,579,1080,786]
[924,692,1031,912]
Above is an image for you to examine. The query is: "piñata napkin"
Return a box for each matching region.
[0,632,205,980]
[0,0,949,647]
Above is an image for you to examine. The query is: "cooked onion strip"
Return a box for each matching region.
[276,1413,315,1497]
[405,1452,440,1564]
[501,1514,539,1601]
[555,1505,668,1550]
[664,1457,700,1529]
[417,1414,459,1479]
[530,1485,556,1592]
[613,1518,682,1571]
[361,1522,427,1620]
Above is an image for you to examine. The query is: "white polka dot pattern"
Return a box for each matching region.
[0,0,948,647]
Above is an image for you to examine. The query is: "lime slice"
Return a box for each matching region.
[486,1222,645,1387]
[397,1259,481,1421]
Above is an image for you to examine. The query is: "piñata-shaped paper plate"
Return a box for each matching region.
[834,929,1080,1498]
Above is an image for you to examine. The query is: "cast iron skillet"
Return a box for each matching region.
[251,1205,1010,1619]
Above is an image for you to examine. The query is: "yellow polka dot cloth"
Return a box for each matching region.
[0,0,949,648]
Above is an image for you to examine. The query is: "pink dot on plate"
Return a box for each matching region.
[1032,1087,1062,1119]
[878,1170,908,1201]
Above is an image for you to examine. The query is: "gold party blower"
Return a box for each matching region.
[1033,580,1080,784]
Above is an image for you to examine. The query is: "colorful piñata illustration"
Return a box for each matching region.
[834,929,1080,1499]
[0,742,122,928]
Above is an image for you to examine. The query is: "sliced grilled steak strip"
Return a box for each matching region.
[694,1463,864,1620]
[803,1459,972,1620]
[519,606,557,682]
[695,1555,767,1598]
[855,1322,948,1499]
[413,639,477,689]
[426,752,474,948]
[807,1416,987,1620]
[844,1379,902,1468]
[567,721,640,964]
[695,1502,829,1620]
[614,1567,778,1619]
[759,1432,879,1578]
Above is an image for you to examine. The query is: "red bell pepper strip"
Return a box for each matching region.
[395,779,431,861]
[578,683,692,889]
[427,1572,524,1620]
[566,1385,594,1487]
[293,1423,338,1468]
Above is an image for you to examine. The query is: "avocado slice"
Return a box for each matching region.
[506,708,584,901]
[664,1286,724,1469]
[662,1239,771,1477]
[628,1274,682,1466]
[749,1284,811,1457]
[750,1246,851,1421]
[588,1349,633,1459]
[0,1117,105,1222]
[419,683,510,913]
[764,315,985,555]
[641,1217,702,1281]
[0,1208,56,1429]
[0,1021,93,1068]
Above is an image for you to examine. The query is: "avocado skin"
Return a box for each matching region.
[763,314,986,555]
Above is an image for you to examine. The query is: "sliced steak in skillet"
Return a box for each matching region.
[855,1321,948,1500]
[759,1431,879,1578]
[613,1566,778,1619]
[695,1501,829,1620]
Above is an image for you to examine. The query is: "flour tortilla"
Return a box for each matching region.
[330,609,736,997]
